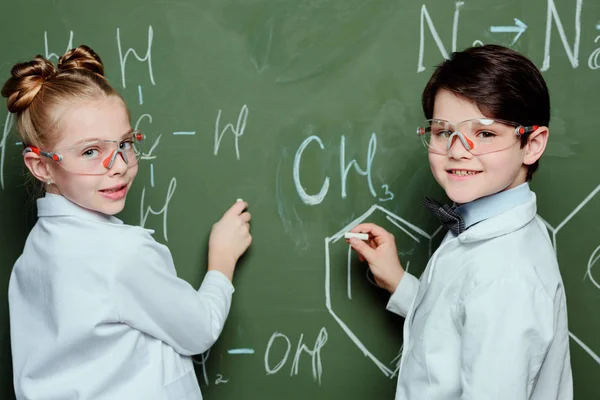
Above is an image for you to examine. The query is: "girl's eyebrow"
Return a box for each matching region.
[70,137,102,146]
[117,130,134,141]
[69,129,134,147]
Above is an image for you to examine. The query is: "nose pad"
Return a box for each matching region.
[447,131,474,151]
[102,149,129,169]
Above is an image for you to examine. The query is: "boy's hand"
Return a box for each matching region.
[208,201,252,282]
[346,223,405,293]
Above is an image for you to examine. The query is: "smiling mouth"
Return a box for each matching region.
[100,184,127,193]
[447,170,481,176]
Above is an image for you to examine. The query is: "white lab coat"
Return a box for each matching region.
[387,190,573,399]
[9,193,233,400]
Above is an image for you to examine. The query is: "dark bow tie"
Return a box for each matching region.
[423,197,466,235]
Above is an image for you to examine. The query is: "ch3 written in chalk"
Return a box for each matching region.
[344,232,369,241]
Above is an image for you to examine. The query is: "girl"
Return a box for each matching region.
[2,45,252,399]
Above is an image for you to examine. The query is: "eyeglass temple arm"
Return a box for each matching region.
[516,125,540,136]
[22,146,62,162]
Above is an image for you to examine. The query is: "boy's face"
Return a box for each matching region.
[428,90,528,204]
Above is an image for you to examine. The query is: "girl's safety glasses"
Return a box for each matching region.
[417,118,538,156]
[22,131,145,175]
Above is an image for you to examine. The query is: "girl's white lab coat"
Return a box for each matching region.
[387,189,573,400]
[9,194,233,400]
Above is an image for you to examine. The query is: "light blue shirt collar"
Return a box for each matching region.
[456,183,532,229]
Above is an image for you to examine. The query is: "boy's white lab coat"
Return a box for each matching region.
[9,194,233,400]
[387,190,573,399]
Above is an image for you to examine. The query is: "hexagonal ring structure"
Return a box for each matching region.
[324,204,441,377]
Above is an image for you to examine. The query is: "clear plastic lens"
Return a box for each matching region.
[51,131,144,175]
[418,119,520,155]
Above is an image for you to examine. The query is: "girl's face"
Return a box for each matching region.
[46,96,138,215]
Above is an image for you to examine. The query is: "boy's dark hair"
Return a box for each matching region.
[421,44,550,181]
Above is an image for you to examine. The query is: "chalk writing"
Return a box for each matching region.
[588,36,600,70]
[340,133,377,199]
[541,0,582,71]
[117,25,156,88]
[44,30,74,62]
[293,135,330,206]
[293,133,392,205]
[214,104,248,160]
[140,177,176,241]
[265,328,328,384]
[417,2,463,72]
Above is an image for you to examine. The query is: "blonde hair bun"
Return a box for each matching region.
[1,56,56,113]
[57,45,105,77]
[1,45,106,114]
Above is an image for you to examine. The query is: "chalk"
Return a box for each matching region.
[344,232,369,241]
[236,198,244,202]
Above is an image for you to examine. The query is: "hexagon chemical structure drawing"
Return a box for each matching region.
[325,183,600,377]
[537,183,600,366]
[324,204,443,377]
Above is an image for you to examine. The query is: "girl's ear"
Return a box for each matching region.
[523,126,549,166]
[24,152,54,184]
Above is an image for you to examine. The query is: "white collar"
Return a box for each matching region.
[37,193,124,225]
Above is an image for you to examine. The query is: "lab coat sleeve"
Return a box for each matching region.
[386,272,419,318]
[459,279,555,400]
[113,231,234,356]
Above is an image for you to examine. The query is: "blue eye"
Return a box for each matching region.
[82,148,100,159]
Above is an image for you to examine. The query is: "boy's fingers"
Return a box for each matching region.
[349,238,375,261]
[351,223,389,238]
[367,239,378,251]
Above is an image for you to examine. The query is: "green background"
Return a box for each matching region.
[0,0,599,398]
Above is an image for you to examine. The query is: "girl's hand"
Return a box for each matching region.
[346,223,405,293]
[208,201,252,281]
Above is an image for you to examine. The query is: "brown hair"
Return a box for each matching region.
[1,45,123,150]
[421,45,550,181]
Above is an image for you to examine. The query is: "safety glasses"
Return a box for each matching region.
[23,131,145,175]
[417,118,538,155]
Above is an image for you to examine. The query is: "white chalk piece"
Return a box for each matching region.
[344,232,369,241]
[236,198,244,202]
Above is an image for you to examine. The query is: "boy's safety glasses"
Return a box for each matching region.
[22,131,145,175]
[417,118,539,156]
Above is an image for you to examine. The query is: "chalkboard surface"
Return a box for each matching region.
[0,0,599,398]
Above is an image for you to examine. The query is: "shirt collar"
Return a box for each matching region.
[37,193,123,225]
[456,183,532,229]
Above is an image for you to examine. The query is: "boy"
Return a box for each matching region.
[347,45,573,399]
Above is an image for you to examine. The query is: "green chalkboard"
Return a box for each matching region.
[1,0,599,398]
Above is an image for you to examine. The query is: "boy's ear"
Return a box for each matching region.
[523,126,549,166]
[24,153,54,184]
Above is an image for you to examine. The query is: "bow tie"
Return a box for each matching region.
[423,197,466,235]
